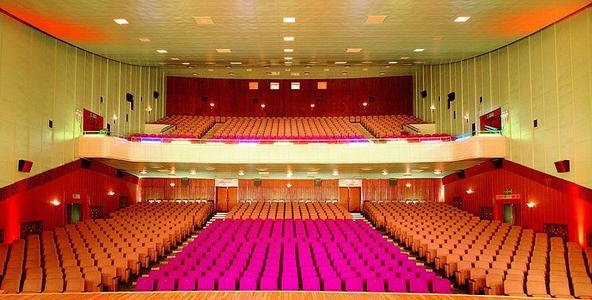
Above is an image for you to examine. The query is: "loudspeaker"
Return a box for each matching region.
[314,179,322,187]
[202,96,209,102]
[126,93,134,110]
[254,178,261,187]
[388,178,397,186]
[447,92,456,101]
[554,160,570,173]
[420,90,428,98]
[81,159,92,169]
[181,178,189,186]
[18,160,33,173]
[458,170,466,179]
[116,170,125,178]
[492,158,504,169]
[153,91,160,99]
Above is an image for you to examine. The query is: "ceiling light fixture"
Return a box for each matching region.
[335,61,347,64]
[230,62,242,65]
[182,62,190,65]
[381,170,388,176]
[284,49,294,53]
[113,19,129,25]
[332,170,339,176]
[413,48,425,52]
[365,15,386,24]
[454,16,471,23]
[283,17,296,23]
[388,61,398,64]
[156,49,168,53]
[170,57,180,61]
[284,37,295,41]
[434,170,442,175]
[430,104,436,110]
[140,170,147,175]
[238,170,245,176]
[284,57,293,60]
[190,170,196,175]
[138,37,150,42]
[216,49,231,53]
[346,48,362,53]
[194,16,214,24]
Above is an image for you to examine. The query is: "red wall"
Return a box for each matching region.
[443,159,592,247]
[0,161,139,244]
[166,76,413,117]
[363,179,443,202]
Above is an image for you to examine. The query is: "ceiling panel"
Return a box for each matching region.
[1,0,589,79]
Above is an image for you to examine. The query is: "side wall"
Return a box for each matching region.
[0,160,139,244]
[413,7,592,189]
[444,160,592,247]
[0,12,167,188]
[166,76,413,117]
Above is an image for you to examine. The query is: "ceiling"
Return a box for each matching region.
[1,1,589,79]
[95,158,491,180]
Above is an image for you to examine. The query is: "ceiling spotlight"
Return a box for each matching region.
[400,56,410,60]
[156,49,168,53]
[388,61,398,64]
[346,48,362,53]
[466,189,474,194]
[335,61,347,64]
[284,57,293,60]
[434,170,442,175]
[138,37,151,42]
[310,103,315,108]
[430,104,436,111]
[284,49,294,53]
[170,57,180,61]
[230,62,242,65]
[113,19,129,25]
[284,37,295,41]
[238,170,245,176]
[413,48,425,52]
[381,170,388,176]
[182,62,190,65]
[190,170,196,175]
[286,183,293,188]
[140,170,147,175]
[332,170,339,176]
[169,182,176,187]
[216,49,231,53]
[194,16,214,24]
[283,17,296,23]
[454,16,471,23]
[405,183,412,188]
[261,104,266,108]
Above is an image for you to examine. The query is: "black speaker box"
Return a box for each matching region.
[447,92,456,101]
[181,178,189,186]
[81,159,92,169]
[388,178,397,186]
[554,160,570,173]
[458,170,466,179]
[254,179,262,187]
[153,91,160,99]
[420,90,428,98]
[492,159,504,169]
[18,160,33,173]
[116,170,125,178]
[126,93,134,102]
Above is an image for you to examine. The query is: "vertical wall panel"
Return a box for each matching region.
[414,7,592,189]
[0,12,166,188]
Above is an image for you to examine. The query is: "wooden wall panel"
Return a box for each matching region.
[140,178,215,201]
[362,179,443,202]
[238,179,338,202]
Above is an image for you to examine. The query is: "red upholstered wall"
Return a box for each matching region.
[0,161,138,244]
[443,159,592,247]
[166,76,413,117]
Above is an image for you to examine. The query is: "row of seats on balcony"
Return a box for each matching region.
[363,202,592,298]
[0,202,213,293]
[212,117,363,140]
[137,218,451,293]
[360,115,425,138]
[226,202,351,220]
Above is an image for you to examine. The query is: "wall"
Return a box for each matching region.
[166,76,413,117]
[443,159,592,247]
[362,179,444,202]
[413,7,592,189]
[140,178,215,201]
[238,179,339,202]
[0,11,166,188]
[0,160,139,244]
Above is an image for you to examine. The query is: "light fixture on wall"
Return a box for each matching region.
[113,114,118,121]
[209,102,215,108]
[466,189,474,194]
[140,170,147,175]
[405,183,412,188]
[434,170,442,175]
[238,170,245,176]
[332,170,339,176]
[146,106,152,112]
[430,104,436,111]
[190,170,196,175]
[50,199,61,206]
[107,191,115,196]
[169,182,176,187]
[362,102,368,107]
[287,171,293,178]
[261,104,266,109]
[381,170,388,176]
[286,183,292,188]
[526,201,536,208]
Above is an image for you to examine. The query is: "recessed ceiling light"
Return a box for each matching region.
[285,61,293,64]
[205,167,216,171]
[384,65,391,68]
[365,15,386,24]
[454,16,471,23]
[182,62,190,65]
[362,68,368,71]
[230,62,242,65]
[238,170,245,176]
[284,36,295,41]
[304,71,310,75]
[113,19,129,25]
[413,48,425,52]
[208,69,214,72]
[400,56,410,60]
[432,36,444,41]
[284,49,294,53]
[291,72,300,76]
[192,73,198,76]
[246,68,252,72]
[216,49,231,53]
[324,68,330,71]
[156,49,168,53]
[380,72,385,75]
[228,72,235,76]
[138,37,151,42]
[346,48,362,53]
[434,170,442,175]
[283,17,296,23]
[342,72,348,75]
[194,16,214,24]
[170,57,179,61]
[284,57,293,60]
[140,170,147,175]
[335,61,347,64]
[190,170,196,175]
[388,61,398,64]
[205,62,216,65]
[381,170,388,176]
[332,170,339,176]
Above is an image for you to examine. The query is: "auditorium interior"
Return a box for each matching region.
[0,1,591,299]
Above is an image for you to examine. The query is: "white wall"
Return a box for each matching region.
[413,7,592,189]
[0,12,166,188]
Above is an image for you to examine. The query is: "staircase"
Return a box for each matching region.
[201,123,225,139]
[352,123,376,139]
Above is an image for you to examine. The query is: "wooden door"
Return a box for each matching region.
[339,188,349,210]
[227,187,238,211]
[216,187,228,212]
[348,187,361,212]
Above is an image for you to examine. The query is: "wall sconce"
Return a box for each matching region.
[169,182,176,187]
[209,102,215,108]
[107,191,115,196]
[112,114,118,121]
[50,199,61,206]
[430,104,436,111]
[466,189,474,194]
[405,183,412,188]
[362,102,368,107]
[286,183,292,188]
[526,201,536,208]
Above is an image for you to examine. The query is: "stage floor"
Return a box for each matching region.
[0,291,534,300]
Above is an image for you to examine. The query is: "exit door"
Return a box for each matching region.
[339,187,361,212]
[503,204,517,225]
[216,187,238,212]
[67,203,82,224]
